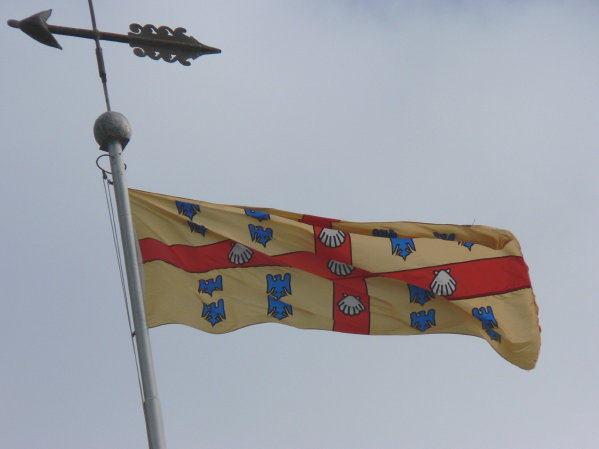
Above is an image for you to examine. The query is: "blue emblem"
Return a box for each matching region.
[188,221,207,235]
[202,299,226,326]
[472,306,498,329]
[267,273,291,298]
[408,284,435,306]
[373,229,397,238]
[486,328,502,342]
[266,273,292,320]
[245,209,270,221]
[472,307,502,342]
[434,232,455,241]
[390,237,415,260]
[176,200,200,220]
[434,231,475,251]
[198,275,223,296]
[268,296,293,320]
[410,310,436,332]
[249,224,273,247]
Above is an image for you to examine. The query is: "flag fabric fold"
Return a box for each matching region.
[130,189,540,369]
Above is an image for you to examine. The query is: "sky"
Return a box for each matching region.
[1,1,598,448]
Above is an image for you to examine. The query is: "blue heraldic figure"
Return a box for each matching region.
[245,209,270,221]
[373,229,397,238]
[267,273,291,298]
[408,284,435,306]
[460,241,475,251]
[249,224,273,247]
[434,231,475,251]
[472,306,498,329]
[198,275,223,296]
[433,232,456,241]
[175,200,200,220]
[266,273,293,320]
[472,306,501,342]
[188,221,207,235]
[202,299,226,326]
[268,296,293,320]
[390,237,415,260]
[486,329,502,342]
[410,310,436,332]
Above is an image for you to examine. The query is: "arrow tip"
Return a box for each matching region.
[8,10,62,50]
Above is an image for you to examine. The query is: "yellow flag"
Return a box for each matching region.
[130,189,540,369]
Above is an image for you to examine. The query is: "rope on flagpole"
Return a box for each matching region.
[97,155,144,403]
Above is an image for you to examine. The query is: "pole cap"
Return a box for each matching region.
[94,111,132,151]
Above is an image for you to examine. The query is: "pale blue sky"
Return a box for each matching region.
[1,1,598,448]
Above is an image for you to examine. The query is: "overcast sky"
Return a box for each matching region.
[1,1,598,448]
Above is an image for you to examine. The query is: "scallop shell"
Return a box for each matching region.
[319,228,346,248]
[228,242,253,264]
[430,269,457,296]
[338,294,365,316]
[327,260,354,276]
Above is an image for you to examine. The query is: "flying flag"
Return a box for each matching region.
[130,189,540,369]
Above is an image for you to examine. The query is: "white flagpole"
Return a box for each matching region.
[94,111,167,449]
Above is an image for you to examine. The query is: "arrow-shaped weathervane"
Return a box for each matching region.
[8,9,221,66]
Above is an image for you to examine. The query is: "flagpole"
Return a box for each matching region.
[94,111,167,449]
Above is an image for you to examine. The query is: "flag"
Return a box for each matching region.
[130,189,540,370]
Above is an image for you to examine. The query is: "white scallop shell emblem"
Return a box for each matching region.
[338,294,365,316]
[228,242,253,264]
[319,228,346,248]
[430,269,457,296]
[327,260,354,276]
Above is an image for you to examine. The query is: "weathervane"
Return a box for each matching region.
[8,9,221,66]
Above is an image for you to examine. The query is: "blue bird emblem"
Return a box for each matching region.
[249,224,273,247]
[175,200,200,220]
[410,310,436,332]
[268,296,293,320]
[373,229,398,238]
[472,306,498,329]
[198,275,223,296]
[408,284,435,306]
[266,273,291,299]
[390,237,416,260]
[245,209,270,221]
[202,299,226,326]
[486,328,502,342]
[266,273,293,320]
[434,232,455,241]
[188,221,207,235]
[434,231,474,250]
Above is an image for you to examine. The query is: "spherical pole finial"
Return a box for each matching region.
[93,111,132,151]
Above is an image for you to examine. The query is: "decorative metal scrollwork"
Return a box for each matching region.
[129,23,205,66]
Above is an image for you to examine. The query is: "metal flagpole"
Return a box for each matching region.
[94,112,167,449]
